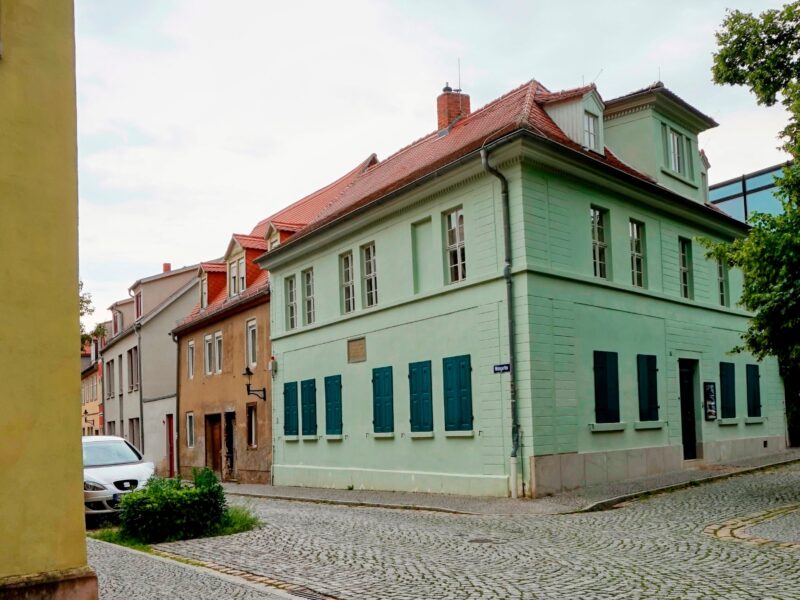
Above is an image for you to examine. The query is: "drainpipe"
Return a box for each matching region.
[135,322,145,454]
[481,147,520,498]
[172,332,181,478]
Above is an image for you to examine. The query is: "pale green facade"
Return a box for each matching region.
[262,91,787,497]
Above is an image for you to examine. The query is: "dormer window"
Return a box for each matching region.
[112,312,121,336]
[229,260,238,296]
[134,291,142,319]
[669,130,684,174]
[200,277,208,308]
[663,126,694,180]
[269,234,280,250]
[238,258,245,292]
[583,112,599,151]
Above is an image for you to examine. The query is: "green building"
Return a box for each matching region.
[258,81,788,498]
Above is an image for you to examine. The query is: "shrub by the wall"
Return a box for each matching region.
[119,468,227,543]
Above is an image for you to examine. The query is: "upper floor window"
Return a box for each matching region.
[204,334,213,375]
[106,360,115,398]
[717,259,729,307]
[664,127,694,180]
[629,220,645,288]
[679,237,693,299]
[229,260,239,296]
[246,320,257,367]
[285,276,297,330]
[341,252,355,314]
[127,347,139,390]
[362,243,378,307]
[187,341,195,379]
[303,269,315,325]
[214,332,223,373]
[112,312,121,336]
[134,291,142,319]
[269,234,280,250]
[238,258,246,293]
[583,112,598,151]
[445,208,466,283]
[200,278,208,308]
[669,130,684,174]
[591,207,608,279]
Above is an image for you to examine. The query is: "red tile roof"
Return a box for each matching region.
[232,234,269,252]
[535,84,596,105]
[281,80,652,245]
[200,261,226,273]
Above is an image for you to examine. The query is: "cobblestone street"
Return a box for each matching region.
[151,463,800,599]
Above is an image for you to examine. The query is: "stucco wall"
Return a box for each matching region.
[0,1,95,593]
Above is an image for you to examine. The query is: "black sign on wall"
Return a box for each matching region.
[704,382,717,421]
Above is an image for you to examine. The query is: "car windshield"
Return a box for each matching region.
[83,440,141,467]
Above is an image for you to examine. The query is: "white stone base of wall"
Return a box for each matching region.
[530,435,788,498]
[273,464,509,497]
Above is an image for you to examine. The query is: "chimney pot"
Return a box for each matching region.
[436,86,470,131]
[163,262,171,273]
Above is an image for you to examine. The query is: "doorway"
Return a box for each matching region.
[166,413,175,478]
[205,414,222,475]
[223,411,236,481]
[678,359,698,460]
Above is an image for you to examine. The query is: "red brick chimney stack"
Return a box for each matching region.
[437,83,470,130]
[162,262,171,273]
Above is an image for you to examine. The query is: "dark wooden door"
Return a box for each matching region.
[679,360,697,460]
[223,411,236,480]
[166,413,175,478]
[205,414,222,474]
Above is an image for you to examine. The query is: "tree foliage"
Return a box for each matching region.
[79,280,96,348]
[704,2,800,367]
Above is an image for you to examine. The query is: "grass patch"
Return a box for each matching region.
[215,505,260,537]
[88,528,152,553]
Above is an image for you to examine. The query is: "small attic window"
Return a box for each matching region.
[583,112,599,151]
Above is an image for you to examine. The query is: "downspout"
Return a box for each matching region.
[172,332,181,478]
[481,147,521,498]
[135,322,145,455]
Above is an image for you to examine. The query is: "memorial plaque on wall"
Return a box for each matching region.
[347,337,366,363]
[703,382,717,421]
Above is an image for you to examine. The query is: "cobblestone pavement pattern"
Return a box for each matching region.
[156,463,800,599]
[746,506,800,544]
[88,538,288,599]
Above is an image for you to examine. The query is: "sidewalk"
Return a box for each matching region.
[222,448,800,516]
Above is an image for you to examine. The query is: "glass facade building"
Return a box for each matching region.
[709,162,789,222]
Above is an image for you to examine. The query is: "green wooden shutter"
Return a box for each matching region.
[594,351,619,423]
[443,355,473,431]
[637,354,658,421]
[283,382,298,436]
[720,362,736,418]
[409,361,433,432]
[746,364,761,417]
[324,375,342,435]
[301,379,317,435]
[372,367,393,433]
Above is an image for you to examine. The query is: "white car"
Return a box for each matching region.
[82,436,154,515]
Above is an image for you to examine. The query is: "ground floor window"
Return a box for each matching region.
[324,375,343,435]
[186,412,195,448]
[372,366,394,433]
[284,382,298,436]
[593,351,620,423]
[746,364,761,417]
[246,403,257,447]
[301,379,317,436]
[443,355,472,431]
[409,361,433,432]
[129,417,141,449]
[720,362,736,418]
[637,354,658,421]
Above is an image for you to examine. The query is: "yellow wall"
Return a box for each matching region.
[0,0,89,581]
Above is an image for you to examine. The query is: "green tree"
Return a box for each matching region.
[707,2,800,443]
[79,280,95,348]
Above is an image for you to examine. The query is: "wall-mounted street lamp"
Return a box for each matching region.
[242,366,266,400]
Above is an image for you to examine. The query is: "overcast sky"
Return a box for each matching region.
[76,0,790,328]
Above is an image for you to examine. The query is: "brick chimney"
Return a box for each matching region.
[162,262,171,273]
[437,83,470,130]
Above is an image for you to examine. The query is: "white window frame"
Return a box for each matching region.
[238,258,246,293]
[341,252,355,314]
[669,129,685,175]
[187,341,195,380]
[591,207,608,279]
[629,220,645,288]
[186,412,195,448]
[200,277,208,308]
[444,207,466,283]
[285,276,297,330]
[246,320,257,367]
[214,331,223,374]
[204,334,213,375]
[362,243,378,307]
[583,111,598,151]
[247,403,257,448]
[229,260,239,296]
[303,269,315,325]
[717,259,729,307]
[679,237,693,299]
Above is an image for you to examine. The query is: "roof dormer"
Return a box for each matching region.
[539,84,605,153]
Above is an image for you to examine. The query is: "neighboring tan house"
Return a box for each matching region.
[173,157,374,483]
[0,1,99,597]
[81,325,109,436]
[259,80,789,498]
[102,263,197,476]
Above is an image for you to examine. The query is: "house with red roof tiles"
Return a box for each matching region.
[101,263,198,476]
[171,156,375,483]
[257,80,788,497]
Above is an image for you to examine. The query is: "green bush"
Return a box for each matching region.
[119,468,227,543]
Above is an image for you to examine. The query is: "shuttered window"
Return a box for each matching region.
[637,354,659,421]
[325,375,343,435]
[283,382,298,436]
[409,361,433,432]
[301,379,317,436]
[443,355,473,431]
[720,362,736,418]
[746,364,761,418]
[593,351,620,423]
[372,367,394,433]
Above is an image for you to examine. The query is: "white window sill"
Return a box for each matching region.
[589,422,627,432]
[301,435,319,441]
[325,434,344,441]
[444,430,474,438]
[372,432,394,439]
[660,166,699,188]
[284,435,299,442]
[717,418,740,426]
[634,420,665,430]
[744,416,765,425]
[410,431,434,439]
